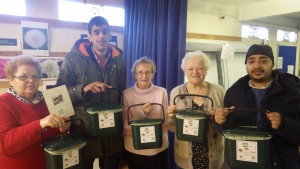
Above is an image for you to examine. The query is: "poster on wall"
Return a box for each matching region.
[0,56,63,80]
[21,21,49,56]
[220,43,235,60]
[110,36,118,47]
[0,34,21,51]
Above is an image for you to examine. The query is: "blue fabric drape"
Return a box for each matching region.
[124,0,187,93]
[124,1,187,169]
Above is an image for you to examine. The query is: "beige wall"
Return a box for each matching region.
[187,12,241,37]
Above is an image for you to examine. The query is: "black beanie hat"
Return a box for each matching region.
[245,44,274,64]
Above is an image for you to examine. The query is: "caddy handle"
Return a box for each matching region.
[173,94,214,109]
[127,103,165,125]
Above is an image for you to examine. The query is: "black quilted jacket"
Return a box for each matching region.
[224,70,300,169]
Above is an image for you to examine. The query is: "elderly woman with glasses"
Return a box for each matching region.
[0,55,70,169]
[167,51,225,169]
[121,56,169,169]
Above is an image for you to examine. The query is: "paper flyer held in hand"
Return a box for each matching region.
[42,85,75,117]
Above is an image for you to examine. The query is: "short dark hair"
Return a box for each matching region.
[88,16,110,34]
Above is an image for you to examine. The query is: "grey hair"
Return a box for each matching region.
[180,51,210,71]
[5,55,42,80]
[131,56,157,74]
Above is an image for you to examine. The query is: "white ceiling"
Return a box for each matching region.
[189,0,300,29]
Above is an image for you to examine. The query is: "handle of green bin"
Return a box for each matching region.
[127,103,165,125]
[107,87,124,106]
[41,118,85,148]
[173,94,214,111]
[83,87,123,106]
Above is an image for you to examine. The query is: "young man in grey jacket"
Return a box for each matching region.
[56,16,126,169]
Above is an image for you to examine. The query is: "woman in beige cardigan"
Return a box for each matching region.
[168,51,225,169]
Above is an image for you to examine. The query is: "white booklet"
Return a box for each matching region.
[42,85,75,117]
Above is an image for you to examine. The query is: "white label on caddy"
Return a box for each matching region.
[236,140,258,163]
[62,149,79,168]
[140,126,156,143]
[183,119,199,136]
[98,111,115,129]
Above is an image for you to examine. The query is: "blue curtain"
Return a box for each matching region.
[124,0,187,93]
[124,1,187,169]
[124,0,187,168]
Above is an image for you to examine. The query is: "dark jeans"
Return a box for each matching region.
[125,149,168,169]
[83,153,120,169]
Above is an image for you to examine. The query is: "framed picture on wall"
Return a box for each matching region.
[110,36,118,47]
[81,34,88,40]
[21,21,49,56]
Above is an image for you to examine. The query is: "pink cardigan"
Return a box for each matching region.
[0,92,60,169]
[122,83,169,156]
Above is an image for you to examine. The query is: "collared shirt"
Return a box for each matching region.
[92,47,111,70]
[248,80,273,89]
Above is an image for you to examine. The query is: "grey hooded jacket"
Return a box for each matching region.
[56,39,126,158]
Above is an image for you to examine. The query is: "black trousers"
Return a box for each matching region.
[83,153,120,169]
[125,148,168,169]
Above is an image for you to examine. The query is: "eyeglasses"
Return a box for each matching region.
[135,71,153,76]
[13,75,42,81]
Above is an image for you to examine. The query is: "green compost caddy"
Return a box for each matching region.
[174,94,212,143]
[43,119,86,169]
[86,102,123,136]
[128,103,165,150]
[223,127,272,169]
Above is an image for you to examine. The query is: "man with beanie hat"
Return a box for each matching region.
[245,44,274,64]
[214,44,300,169]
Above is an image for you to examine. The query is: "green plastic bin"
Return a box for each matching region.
[174,94,213,143]
[223,127,272,169]
[128,103,165,150]
[86,103,123,136]
[42,119,86,169]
